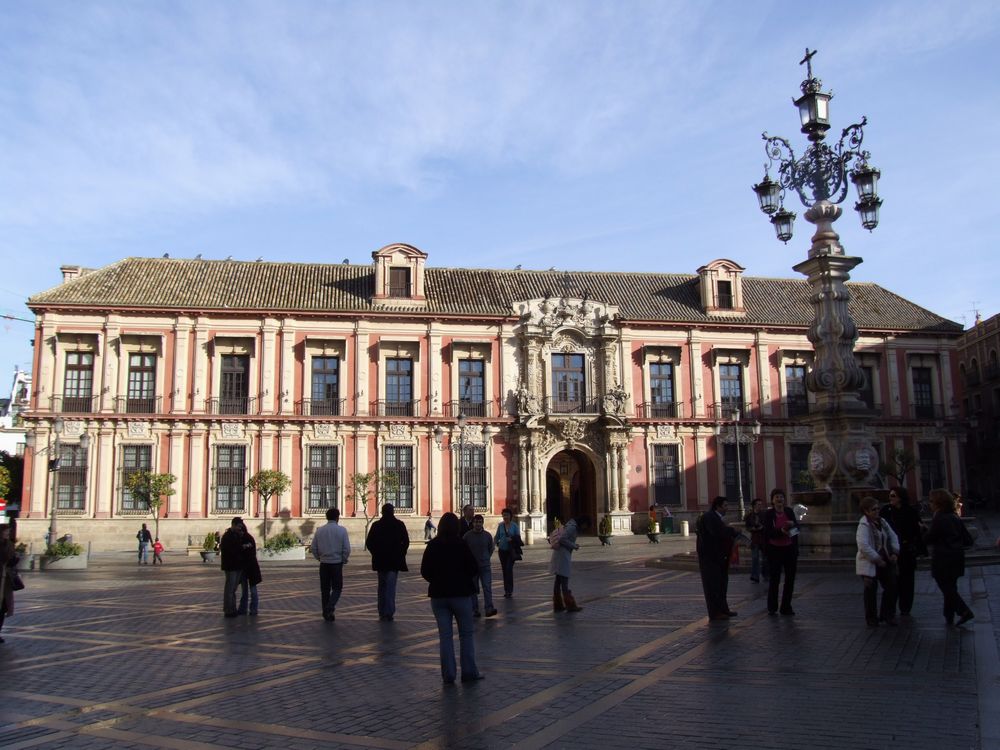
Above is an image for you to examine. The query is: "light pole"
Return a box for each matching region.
[751,49,883,517]
[713,409,761,518]
[434,415,490,510]
[24,418,90,545]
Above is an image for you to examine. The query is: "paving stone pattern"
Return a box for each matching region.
[0,539,995,750]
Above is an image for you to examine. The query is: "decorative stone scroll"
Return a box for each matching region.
[127,421,151,438]
[221,422,244,440]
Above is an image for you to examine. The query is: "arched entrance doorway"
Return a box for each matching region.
[544,449,597,533]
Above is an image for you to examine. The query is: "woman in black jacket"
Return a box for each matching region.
[879,486,923,616]
[421,512,483,684]
[763,488,799,616]
[923,488,974,626]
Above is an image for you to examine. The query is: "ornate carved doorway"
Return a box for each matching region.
[544,449,596,533]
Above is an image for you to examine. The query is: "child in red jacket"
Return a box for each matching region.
[152,539,164,565]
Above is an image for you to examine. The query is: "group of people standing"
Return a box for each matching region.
[220,517,262,617]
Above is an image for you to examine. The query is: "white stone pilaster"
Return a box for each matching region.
[172,320,190,413]
[169,427,185,516]
[689,333,703,418]
[261,319,279,414]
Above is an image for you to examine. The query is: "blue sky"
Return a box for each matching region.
[1,1,998,379]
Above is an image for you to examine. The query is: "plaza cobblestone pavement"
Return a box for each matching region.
[1,530,998,750]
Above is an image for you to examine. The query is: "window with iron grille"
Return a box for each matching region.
[785,365,808,416]
[385,358,413,415]
[717,280,734,309]
[552,353,585,412]
[719,364,743,412]
[723,443,751,503]
[127,353,157,412]
[858,365,876,409]
[383,445,414,510]
[458,445,487,509]
[918,443,943,499]
[306,445,339,511]
[311,357,340,415]
[912,366,934,418]
[120,444,153,511]
[790,443,812,492]
[221,355,250,414]
[650,363,675,417]
[389,267,410,297]
[653,444,680,504]
[215,445,247,511]
[54,444,87,510]
[459,359,485,416]
[63,352,94,410]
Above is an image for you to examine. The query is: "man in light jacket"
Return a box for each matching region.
[856,496,900,627]
[312,506,351,622]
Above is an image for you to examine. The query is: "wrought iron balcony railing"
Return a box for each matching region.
[375,399,422,417]
[637,402,684,419]
[544,397,602,415]
[115,396,162,414]
[51,394,99,413]
[207,396,257,415]
[444,400,492,418]
[296,398,346,417]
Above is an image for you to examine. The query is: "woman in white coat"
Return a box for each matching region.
[856,496,900,627]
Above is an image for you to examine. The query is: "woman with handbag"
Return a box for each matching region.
[923,488,974,627]
[763,489,800,616]
[856,496,900,627]
[494,508,522,599]
[0,524,17,644]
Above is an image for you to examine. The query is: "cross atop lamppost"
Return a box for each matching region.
[751,49,882,517]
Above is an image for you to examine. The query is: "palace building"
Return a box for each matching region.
[19,244,965,550]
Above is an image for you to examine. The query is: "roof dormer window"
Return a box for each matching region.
[697,259,746,317]
[389,267,411,297]
[372,243,427,308]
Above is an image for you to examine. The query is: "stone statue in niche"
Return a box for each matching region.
[604,383,627,415]
[516,383,541,415]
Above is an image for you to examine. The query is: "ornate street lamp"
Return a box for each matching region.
[713,409,761,518]
[751,49,883,517]
[24,419,89,544]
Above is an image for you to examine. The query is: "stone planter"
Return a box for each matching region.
[598,535,613,546]
[258,545,306,561]
[199,550,218,563]
[646,532,661,544]
[39,554,88,571]
[15,554,36,572]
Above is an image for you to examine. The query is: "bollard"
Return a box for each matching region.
[680,519,690,537]
[525,527,534,546]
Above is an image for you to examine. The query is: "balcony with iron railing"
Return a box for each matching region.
[375,399,422,417]
[51,394,100,413]
[444,400,492,418]
[544,396,602,415]
[115,395,162,414]
[295,398,346,417]
[909,403,946,420]
[207,396,257,415]
[637,401,685,419]
[710,401,755,421]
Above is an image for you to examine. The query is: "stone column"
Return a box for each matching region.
[188,425,206,517]
[279,321,296,415]
[355,326,370,417]
[192,322,210,414]
[95,423,116,518]
[517,437,529,515]
[608,443,621,511]
[694,427,709,507]
[261,319,279,414]
[688,333,703,418]
[172,319,191,413]
[100,323,119,413]
[168,426,185,517]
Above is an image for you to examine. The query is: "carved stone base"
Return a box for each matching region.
[521,512,547,545]
[606,511,634,535]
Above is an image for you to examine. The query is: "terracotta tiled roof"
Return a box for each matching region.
[28,257,961,334]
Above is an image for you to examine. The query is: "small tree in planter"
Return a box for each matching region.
[247,469,291,544]
[123,471,176,540]
[881,449,916,490]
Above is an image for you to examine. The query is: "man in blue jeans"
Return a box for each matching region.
[463,514,497,617]
[365,504,410,621]
[136,523,152,565]
[219,517,246,618]
[311,506,351,621]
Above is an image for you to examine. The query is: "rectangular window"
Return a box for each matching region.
[127,353,157,413]
[120,444,153,512]
[858,365,876,409]
[383,446,414,510]
[552,353,586,412]
[389,267,410,297]
[649,363,676,417]
[918,443,944,499]
[220,355,250,414]
[789,443,812,492]
[310,356,340,415]
[723,443,751,504]
[215,445,247,512]
[306,446,339,511]
[385,357,414,416]
[54,445,87,510]
[459,359,486,417]
[653,444,680,504]
[785,365,808,417]
[912,366,934,418]
[717,280,734,309]
[63,351,95,412]
[459,445,487,509]
[719,363,743,414]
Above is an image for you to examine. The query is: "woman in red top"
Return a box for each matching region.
[763,488,800,616]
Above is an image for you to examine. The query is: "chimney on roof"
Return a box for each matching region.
[60,265,83,283]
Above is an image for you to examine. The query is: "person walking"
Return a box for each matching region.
[549,517,583,613]
[763,489,799,616]
[923,488,975,627]
[311,506,351,621]
[421,512,483,684]
[365,503,410,621]
[696,497,740,621]
[459,504,475,536]
[424,511,437,542]
[856,496,900,627]
[152,538,164,565]
[0,524,16,644]
[879,486,923,616]
[743,498,767,583]
[463,514,497,617]
[494,508,522,598]
[136,523,153,565]
[237,523,261,616]
[220,518,246,618]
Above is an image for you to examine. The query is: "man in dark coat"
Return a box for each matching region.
[696,496,740,621]
[365,504,410,621]
[219,517,246,618]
